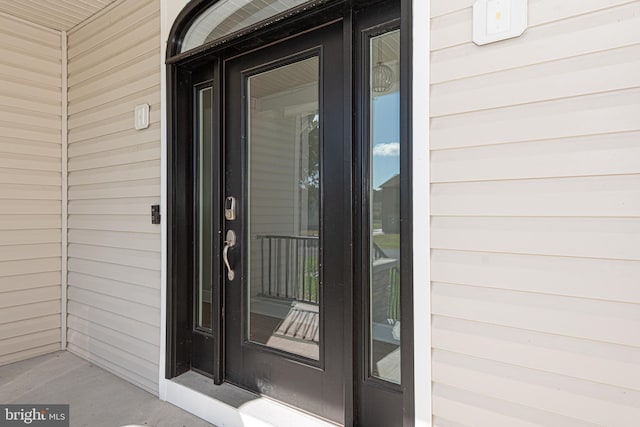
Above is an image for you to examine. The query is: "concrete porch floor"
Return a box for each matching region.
[0,351,214,427]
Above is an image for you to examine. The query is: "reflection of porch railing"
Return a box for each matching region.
[258,235,320,304]
[258,235,391,305]
[372,241,388,260]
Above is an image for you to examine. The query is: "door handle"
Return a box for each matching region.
[223,229,237,281]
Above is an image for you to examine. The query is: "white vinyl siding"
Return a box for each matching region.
[66,0,161,395]
[430,1,640,426]
[0,13,62,366]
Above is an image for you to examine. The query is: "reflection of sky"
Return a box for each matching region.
[372,91,400,189]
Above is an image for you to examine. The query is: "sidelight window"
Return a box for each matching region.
[369,29,401,384]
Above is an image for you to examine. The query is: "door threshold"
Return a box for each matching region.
[165,370,338,427]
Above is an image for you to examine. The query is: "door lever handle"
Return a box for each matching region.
[223,230,237,281]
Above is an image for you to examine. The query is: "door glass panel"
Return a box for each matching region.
[370,30,401,383]
[197,86,213,331]
[180,0,315,53]
[246,56,320,360]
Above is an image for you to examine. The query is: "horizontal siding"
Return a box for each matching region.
[431,0,636,50]
[432,316,640,392]
[432,282,640,349]
[431,2,640,83]
[430,2,640,426]
[430,131,640,183]
[0,13,61,366]
[66,0,161,395]
[431,217,640,261]
[431,175,640,217]
[433,383,602,427]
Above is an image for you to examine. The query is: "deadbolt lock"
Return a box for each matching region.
[225,196,237,221]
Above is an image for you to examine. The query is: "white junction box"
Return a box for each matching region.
[473,0,527,45]
[134,103,150,130]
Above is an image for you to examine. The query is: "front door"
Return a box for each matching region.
[223,22,348,423]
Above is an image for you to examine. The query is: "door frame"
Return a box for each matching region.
[164,1,416,425]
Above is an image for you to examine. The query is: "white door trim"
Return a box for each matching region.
[411,1,432,426]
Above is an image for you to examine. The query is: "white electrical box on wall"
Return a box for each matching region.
[134,104,150,130]
[473,0,527,45]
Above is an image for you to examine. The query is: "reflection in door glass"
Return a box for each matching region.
[180,0,314,53]
[197,87,213,331]
[370,30,401,384]
[247,57,320,360]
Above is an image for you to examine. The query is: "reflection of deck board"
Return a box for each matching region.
[274,301,319,342]
[250,299,319,360]
[375,345,400,384]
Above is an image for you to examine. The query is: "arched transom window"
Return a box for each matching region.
[180,0,318,53]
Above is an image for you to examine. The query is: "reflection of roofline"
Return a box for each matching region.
[379,173,400,188]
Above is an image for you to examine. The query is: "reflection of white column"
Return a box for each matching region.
[299,120,310,235]
[293,117,302,233]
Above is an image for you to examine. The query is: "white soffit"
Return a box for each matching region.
[0,0,119,31]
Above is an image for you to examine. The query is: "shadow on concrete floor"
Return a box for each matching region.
[0,351,214,427]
